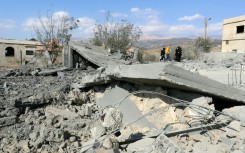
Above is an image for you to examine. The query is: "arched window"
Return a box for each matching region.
[5,47,15,56]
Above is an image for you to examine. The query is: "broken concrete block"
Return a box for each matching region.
[46,129,65,143]
[91,124,105,139]
[231,150,244,153]
[222,106,245,126]
[95,148,120,153]
[80,139,96,153]
[45,106,79,120]
[127,138,155,153]
[153,133,184,153]
[67,89,88,105]
[51,115,64,128]
[17,140,30,152]
[102,137,113,149]
[101,107,123,130]
[85,105,92,116]
[57,72,64,80]
[191,96,213,106]
[40,144,51,153]
[102,137,119,150]
[183,97,214,126]
[69,136,76,142]
[226,121,241,138]
[0,116,17,127]
[29,132,38,142]
[73,141,81,148]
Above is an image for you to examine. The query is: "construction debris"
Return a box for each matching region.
[0,47,245,153]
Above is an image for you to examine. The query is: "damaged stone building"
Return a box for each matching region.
[222,15,245,53]
[0,39,43,68]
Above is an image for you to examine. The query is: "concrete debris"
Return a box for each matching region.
[101,107,123,130]
[0,47,245,153]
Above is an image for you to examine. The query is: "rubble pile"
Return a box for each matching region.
[0,60,245,153]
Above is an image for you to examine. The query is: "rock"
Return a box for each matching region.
[30,137,45,148]
[59,142,67,149]
[45,107,79,120]
[29,132,38,141]
[102,137,113,149]
[231,151,243,153]
[52,115,64,128]
[191,96,213,106]
[102,138,119,150]
[91,124,105,139]
[73,141,81,148]
[127,138,155,153]
[34,110,41,117]
[67,89,88,105]
[95,148,120,153]
[183,97,214,126]
[40,144,51,153]
[46,129,65,143]
[0,116,17,126]
[85,105,92,116]
[226,121,241,138]
[101,107,123,130]
[29,88,51,104]
[17,140,30,152]
[222,106,245,126]
[57,72,64,80]
[69,136,76,142]
[80,139,96,153]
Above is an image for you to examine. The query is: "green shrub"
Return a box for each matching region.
[144,54,157,62]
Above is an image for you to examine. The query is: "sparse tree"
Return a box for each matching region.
[33,10,79,64]
[195,37,212,53]
[91,11,142,54]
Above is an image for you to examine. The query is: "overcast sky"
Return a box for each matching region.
[0,0,245,40]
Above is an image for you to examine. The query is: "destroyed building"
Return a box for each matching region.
[0,42,245,153]
[0,39,43,68]
[63,42,130,69]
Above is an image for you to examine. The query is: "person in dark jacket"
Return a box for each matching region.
[160,47,165,61]
[175,46,182,62]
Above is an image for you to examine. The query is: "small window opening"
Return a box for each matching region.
[5,47,15,56]
[26,50,34,55]
[226,40,229,44]
[237,25,244,33]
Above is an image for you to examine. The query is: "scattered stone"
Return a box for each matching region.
[226,121,241,138]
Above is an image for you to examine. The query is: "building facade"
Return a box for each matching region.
[222,15,245,53]
[0,39,43,68]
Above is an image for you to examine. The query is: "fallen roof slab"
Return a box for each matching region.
[74,63,245,103]
[96,85,156,128]
[69,42,130,67]
[105,63,245,103]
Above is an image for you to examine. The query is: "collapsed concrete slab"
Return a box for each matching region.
[75,63,245,104]
[96,85,156,128]
[106,63,245,103]
[63,42,130,68]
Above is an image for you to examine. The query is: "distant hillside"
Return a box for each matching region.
[135,38,222,50]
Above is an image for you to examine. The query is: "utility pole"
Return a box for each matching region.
[204,17,211,39]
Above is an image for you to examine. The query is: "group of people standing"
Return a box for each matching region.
[160,46,182,62]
